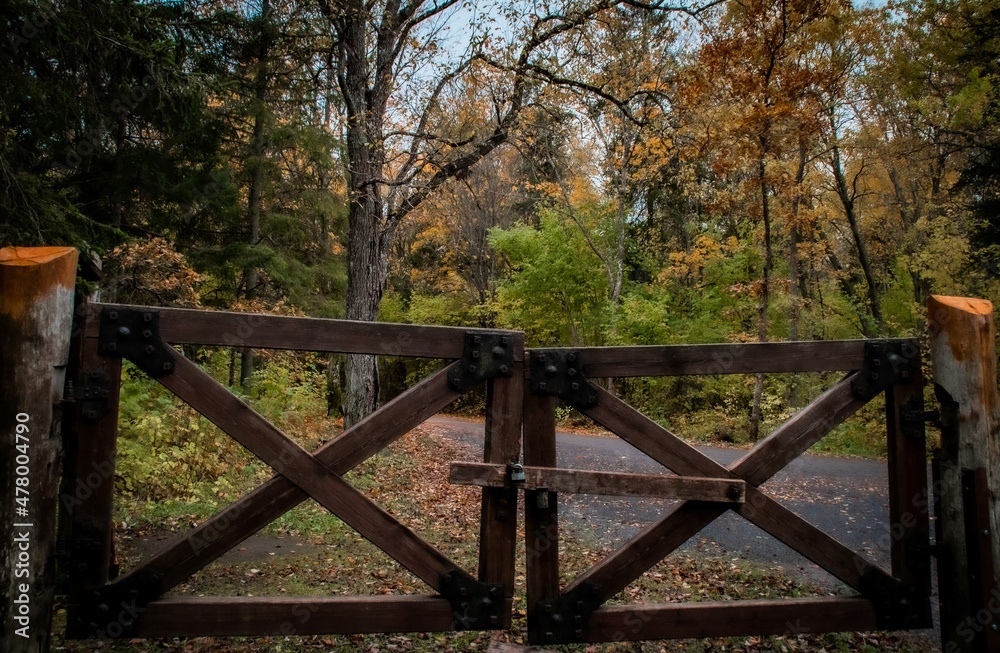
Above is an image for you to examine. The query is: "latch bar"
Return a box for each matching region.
[449,462,745,503]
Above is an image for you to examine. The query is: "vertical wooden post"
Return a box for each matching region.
[884,343,931,605]
[478,336,524,628]
[0,246,78,653]
[927,295,1000,653]
[523,389,559,645]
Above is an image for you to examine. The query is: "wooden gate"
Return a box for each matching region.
[496,340,931,644]
[62,301,932,644]
[61,302,523,638]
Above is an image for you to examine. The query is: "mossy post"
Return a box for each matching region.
[927,295,1000,653]
[0,247,78,652]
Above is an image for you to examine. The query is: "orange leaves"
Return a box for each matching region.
[106,237,203,308]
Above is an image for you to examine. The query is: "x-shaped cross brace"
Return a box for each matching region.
[530,373,928,642]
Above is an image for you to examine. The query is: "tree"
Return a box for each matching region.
[316,0,717,425]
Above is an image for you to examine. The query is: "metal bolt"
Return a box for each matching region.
[118,326,131,337]
[108,311,118,321]
[472,350,480,359]
[546,365,558,376]
[727,484,743,501]
[538,382,547,391]
[492,346,506,357]
[499,365,510,374]
[568,353,577,363]
[473,335,482,344]
[143,329,152,339]
[460,587,469,597]
[567,367,576,376]
[571,382,579,391]
[162,362,173,372]
[468,364,477,373]
[575,628,585,639]
[490,615,499,625]
[551,613,564,624]
[144,345,156,355]
[143,312,153,322]
[106,343,117,352]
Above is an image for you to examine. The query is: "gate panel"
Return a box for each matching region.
[522,340,932,644]
[64,302,524,639]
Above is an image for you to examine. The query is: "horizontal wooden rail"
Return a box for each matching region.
[85,302,524,360]
[586,597,878,641]
[527,340,916,377]
[133,596,456,637]
[450,462,745,502]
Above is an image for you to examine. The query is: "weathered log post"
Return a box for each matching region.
[927,295,1000,653]
[0,247,78,652]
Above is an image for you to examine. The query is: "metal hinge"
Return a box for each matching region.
[536,582,603,644]
[439,569,504,630]
[447,332,515,393]
[530,350,598,410]
[851,340,918,400]
[99,308,175,378]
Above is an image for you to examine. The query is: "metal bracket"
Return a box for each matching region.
[78,367,111,422]
[851,341,916,401]
[83,568,164,638]
[99,308,175,378]
[439,569,504,630]
[536,582,603,644]
[447,332,514,393]
[860,571,931,630]
[530,350,598,410]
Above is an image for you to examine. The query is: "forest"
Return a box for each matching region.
[3,0,1000,448]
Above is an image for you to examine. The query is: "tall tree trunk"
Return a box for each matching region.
[750,152,773,442]
[340,6,390,427]
[241,0,272,388]
[787,138,808,407]
[830,140,882,335]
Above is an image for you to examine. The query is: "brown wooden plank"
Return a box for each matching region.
[737,486,897,593]
[156,352,457,591]
[564,500,728,602]
[523,392,560,645]
[586,598,878,642]
[450,462,745,503]
[584,386,730,479]
[132,596,456,637]
[87,302,523,360]
[478,359,524,628]
[731,373,867,486]
[64,337,123,638]
[111,361,461,597]
[532,340,870,378]
[885,367,932,597]
[962,467,1000,653]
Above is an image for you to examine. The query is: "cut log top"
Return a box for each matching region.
[0,247,78,319]
[0,245,78,266]
[928,294,994,316]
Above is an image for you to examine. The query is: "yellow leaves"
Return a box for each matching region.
[659,235,740,285]
[107,237,203,308]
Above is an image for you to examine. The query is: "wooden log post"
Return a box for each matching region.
[0,247,78,653]
[927,295,1000,653]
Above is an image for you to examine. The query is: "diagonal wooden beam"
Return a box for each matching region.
[111,359,461,596]
[566,374,889,600]
[153,353,459,591]
[737,486,890,593]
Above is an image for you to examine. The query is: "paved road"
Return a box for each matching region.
[432,415,900,590]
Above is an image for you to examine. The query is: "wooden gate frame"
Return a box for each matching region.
[62,302,932,644]
[508,340,932,644]
[61,302,524,639]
